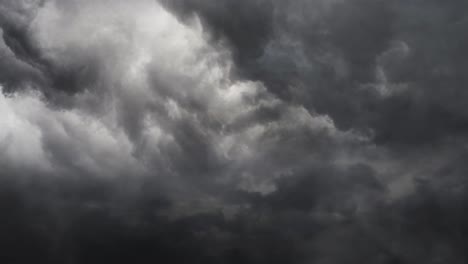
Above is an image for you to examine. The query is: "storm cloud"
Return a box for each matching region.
[1,0,468,263]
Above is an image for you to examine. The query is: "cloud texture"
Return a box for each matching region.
[1,0,468,263]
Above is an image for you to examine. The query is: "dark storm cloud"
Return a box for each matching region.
[0,0,102,102]
[160,0,274,67]
[165,0,468,147]
[0,0,44,89]
[1,0,468,263]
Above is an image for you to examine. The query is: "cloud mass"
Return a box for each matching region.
[1,0,468,263]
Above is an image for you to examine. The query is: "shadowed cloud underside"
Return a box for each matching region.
[1,0,468,263]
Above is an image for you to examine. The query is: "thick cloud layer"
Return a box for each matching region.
[1,0,468,263]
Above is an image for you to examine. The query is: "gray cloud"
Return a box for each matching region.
[1,0,468,263]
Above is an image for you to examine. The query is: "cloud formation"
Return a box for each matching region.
[1,0,468,263]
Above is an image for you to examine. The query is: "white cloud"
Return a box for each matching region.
[0,86,139,177]
[0,0,365,198]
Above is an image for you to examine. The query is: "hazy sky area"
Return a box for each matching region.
[1,0,468,263]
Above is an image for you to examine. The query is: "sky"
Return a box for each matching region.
[1,0,468,263]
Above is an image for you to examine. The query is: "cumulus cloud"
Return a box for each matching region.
[1,0,468,263]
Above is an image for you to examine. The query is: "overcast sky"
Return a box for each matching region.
[1,0,468,263]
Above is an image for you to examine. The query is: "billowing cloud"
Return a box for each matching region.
[1,0,468,263]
